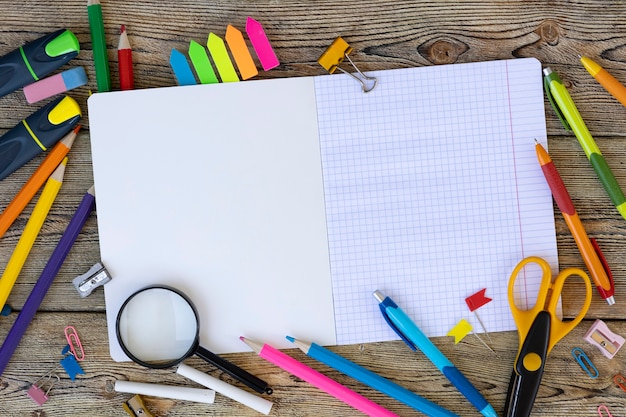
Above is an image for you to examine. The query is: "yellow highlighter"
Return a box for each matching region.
[543,67,626,220]
[0,158,67,309]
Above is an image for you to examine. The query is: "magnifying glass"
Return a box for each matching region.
[116,285,272,394]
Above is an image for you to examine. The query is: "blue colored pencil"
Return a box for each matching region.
[287,336,460,417]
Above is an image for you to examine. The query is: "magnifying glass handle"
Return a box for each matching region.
[196,346,273,394]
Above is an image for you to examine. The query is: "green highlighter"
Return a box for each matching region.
[0,95,81,181]
[544,67,626,220]
[0,29,80,98]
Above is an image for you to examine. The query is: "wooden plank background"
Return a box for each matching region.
[0,1,625,415]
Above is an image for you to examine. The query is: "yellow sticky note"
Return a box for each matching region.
[447,319,473,344]
[207,33,239,83]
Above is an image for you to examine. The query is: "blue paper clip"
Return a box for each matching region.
[572,347,599,378]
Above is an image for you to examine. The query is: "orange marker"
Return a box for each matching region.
[225,24,258,80]
[535,141,615,305]
[0,126,80,239]
[581,55,626,108]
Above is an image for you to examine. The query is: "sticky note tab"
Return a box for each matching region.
[245,17,279,71]
[188,40,218,84]
[207,33,239,83]
[169,49,197,86]
[447,319,473,344]
[465,288,492,312]
[225,25,258,80]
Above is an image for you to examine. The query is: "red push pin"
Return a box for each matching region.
[465,288,493,345]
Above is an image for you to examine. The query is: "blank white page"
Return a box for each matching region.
[90,78,335,357]
[314,58,557,345]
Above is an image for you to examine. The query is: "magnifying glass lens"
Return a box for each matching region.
[117,287,198,366]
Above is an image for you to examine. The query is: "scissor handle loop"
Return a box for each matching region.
[509,256,592,351]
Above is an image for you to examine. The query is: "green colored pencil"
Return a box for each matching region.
[87,0,111,92]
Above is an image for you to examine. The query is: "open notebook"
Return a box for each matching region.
[89,57,557,358]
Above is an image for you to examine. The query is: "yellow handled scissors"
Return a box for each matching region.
[504,256,592,417]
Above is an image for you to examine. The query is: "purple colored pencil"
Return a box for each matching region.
[0,186,95,375]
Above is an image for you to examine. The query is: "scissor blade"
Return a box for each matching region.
[504,311,551,417]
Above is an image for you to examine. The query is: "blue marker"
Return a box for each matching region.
[374,290,498,417]
[287,336,460,417]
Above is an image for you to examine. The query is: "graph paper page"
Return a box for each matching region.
[314,58,557,345]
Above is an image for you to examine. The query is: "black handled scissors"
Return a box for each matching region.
[504,257,592,417]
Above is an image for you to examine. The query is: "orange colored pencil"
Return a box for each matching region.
[0,126,80,239]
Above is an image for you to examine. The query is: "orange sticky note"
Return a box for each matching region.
[225,25,258,80]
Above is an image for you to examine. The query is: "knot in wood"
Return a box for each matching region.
[418,37,467,65]
[539,20,560,46]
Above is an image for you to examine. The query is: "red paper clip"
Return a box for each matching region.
[64,325,84,361]
[613,373,626,393]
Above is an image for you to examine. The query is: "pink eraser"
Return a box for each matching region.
[23,67,88,104]
[583,319,624,359]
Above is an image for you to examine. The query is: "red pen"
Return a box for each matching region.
[118,25,134,90]
[536,141,615,305]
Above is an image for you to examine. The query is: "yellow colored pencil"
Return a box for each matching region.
[0,158,68,309]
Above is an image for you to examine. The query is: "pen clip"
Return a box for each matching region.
[591,238,615,299]
[378,301,417,351]
[543,75,571,131]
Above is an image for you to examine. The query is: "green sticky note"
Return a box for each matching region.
[207,33,239,83]
[189,40,218,84]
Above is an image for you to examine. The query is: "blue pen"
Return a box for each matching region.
[374,290,499,417]
[287,336,460,417]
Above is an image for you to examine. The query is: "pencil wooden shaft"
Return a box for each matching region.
[0,186,95,375]
[0,159,66,309]
[118,25,134,90]
[0,129,76,239]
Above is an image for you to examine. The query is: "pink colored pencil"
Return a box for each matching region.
[240,337,399,417]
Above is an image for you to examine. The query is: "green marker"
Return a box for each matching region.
[0,29,79,98]
[188,40,218,84]
[87,0,111,92]
[544,67,626,220]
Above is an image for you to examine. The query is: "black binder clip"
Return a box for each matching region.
[318,37,377,93]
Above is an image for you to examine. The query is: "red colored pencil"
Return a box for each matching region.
[118,25,134,90]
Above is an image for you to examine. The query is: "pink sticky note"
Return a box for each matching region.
[245,17,279,71]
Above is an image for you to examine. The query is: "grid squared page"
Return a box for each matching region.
[314,58,556,345]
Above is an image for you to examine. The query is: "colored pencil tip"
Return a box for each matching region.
[285,336,295,342]
[73,125,81,134]
[120,24,126,34]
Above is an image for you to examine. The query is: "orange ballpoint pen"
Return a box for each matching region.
[535,141,615,305]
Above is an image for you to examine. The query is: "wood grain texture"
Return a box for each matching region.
[0,0,625,415]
